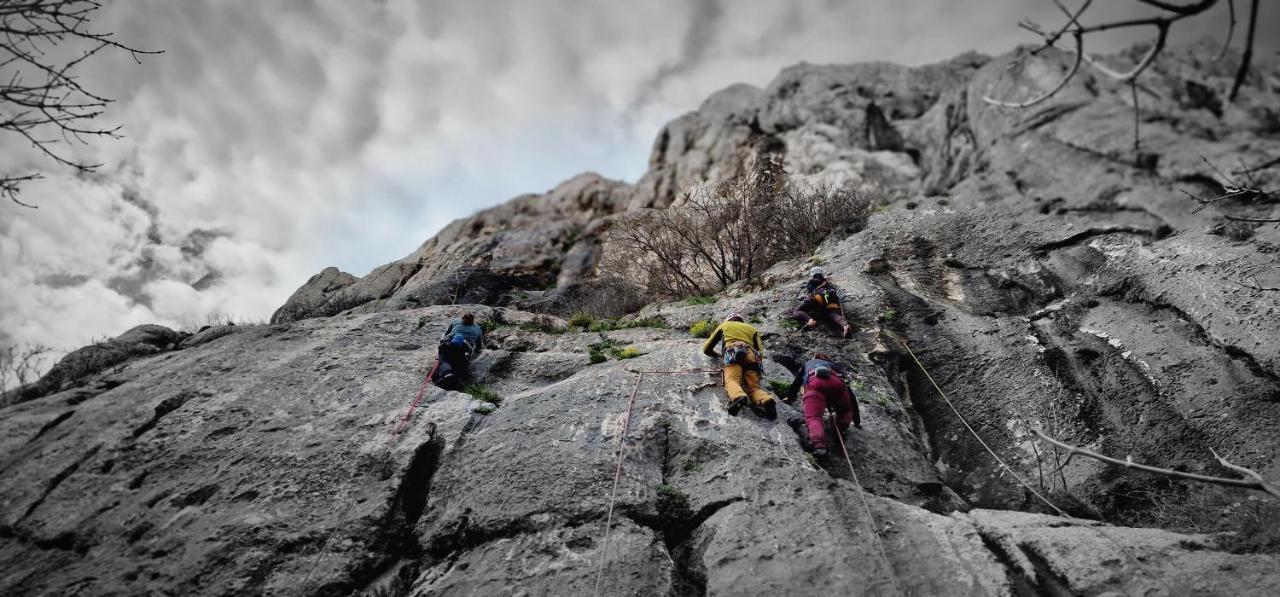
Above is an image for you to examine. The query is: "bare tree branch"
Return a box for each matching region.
[1228,0,1259,100]
[1034,430,1280,499]
[1,0,162,206]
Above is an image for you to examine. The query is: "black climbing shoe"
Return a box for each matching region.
[726,396,748,416]
[813,448,829,459]
[763,400,777,421]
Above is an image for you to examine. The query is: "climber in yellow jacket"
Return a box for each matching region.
[702,313,777,419]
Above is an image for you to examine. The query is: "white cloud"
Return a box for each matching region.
[1,0,1269,367]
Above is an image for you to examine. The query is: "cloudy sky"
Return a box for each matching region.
[1,0,1272,367]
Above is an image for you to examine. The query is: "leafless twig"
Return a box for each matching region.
[985,1,1259,163]
[1,0,162,206]
[1034,430,1280,499]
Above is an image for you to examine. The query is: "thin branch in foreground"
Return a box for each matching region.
[1033,430,1280,499]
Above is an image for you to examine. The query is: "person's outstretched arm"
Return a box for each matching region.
[702,326,724,358]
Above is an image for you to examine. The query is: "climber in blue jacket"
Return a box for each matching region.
[432,312,484,390]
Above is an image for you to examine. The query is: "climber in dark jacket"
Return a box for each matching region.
[785,353,860,457]
[432,312,484,390]
[792,267,852,338]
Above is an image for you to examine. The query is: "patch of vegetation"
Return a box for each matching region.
[689,319,716,338]
[804,453,819,467]
[560,225,584,251]
[571,313,669,333]
[518,314,566,334]
[850,379,866,392]
[767,378,792,397]
[415,317,428,330]
[878,308,897,324]
[686,295,717,306]
[780,318,800,331]
[681,458,702,474]
[655,484,691,518]
[588,338,643,361]
[463,383,502,405]
[480,319,501,333]
[748,314,763,324]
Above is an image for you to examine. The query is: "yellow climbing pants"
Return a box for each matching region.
[723,342,774,406]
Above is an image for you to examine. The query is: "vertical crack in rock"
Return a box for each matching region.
[339,427,446,597]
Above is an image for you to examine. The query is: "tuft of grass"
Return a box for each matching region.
[655,483,691,517]
[519,315,566,334]
[780,318,800,331]
[748,314,763,324]
[463,383,502,405]
[567,312,594,329]
[878,308,897,324]
[767,378,792,397]
[588,350,607,365]
[415,317,428,330]
[480,319,501,333]
[685,295,717,306]
[850,379,867,392]
[682,458,702,474]
[615,346,642,360]
[689,320,716,338]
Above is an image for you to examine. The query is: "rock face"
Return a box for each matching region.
[5,41,1280,595]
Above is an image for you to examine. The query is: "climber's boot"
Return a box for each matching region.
[763,399,777,421]
[727,396,748,416]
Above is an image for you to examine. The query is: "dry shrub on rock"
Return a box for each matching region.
[603,152,869,298]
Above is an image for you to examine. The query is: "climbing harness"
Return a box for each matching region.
[592,367,721,597]
[831,418,906,597]
[302,359,439,590]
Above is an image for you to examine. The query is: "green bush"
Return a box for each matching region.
[767,378,792,396]
[689,320,715,338]
[686,295,717,306]
[463,384,502,405]
[681,458,702,474]
[518,315,565,334]
[589,350,607,365]
[567,312,594,329]
[655,484,691,517]
[588,320,617,333]
[480,319,501,333]
[748,314,763,324]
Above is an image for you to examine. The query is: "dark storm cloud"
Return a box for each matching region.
[2,0,1273,375]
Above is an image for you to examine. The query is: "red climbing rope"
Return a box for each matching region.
[304,359,439,589]
[387,359,439,447]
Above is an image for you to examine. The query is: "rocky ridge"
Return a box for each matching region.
[4,40,1280,595]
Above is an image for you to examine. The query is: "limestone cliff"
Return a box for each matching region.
[4,41,1280,596]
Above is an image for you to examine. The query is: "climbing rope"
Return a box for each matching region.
[884,331,1070,518]
[881,329,1180,594]
[592,367,721,597]
[303,359,439,589]
[831,419,907,597]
